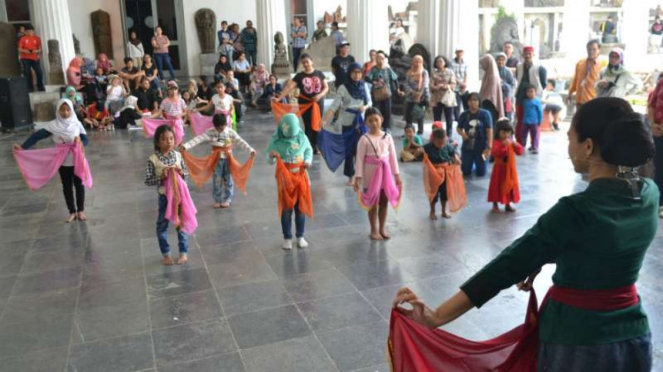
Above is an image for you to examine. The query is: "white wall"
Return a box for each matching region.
[67,0,124,65]
[183,0,257,75]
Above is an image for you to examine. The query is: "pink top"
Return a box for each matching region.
[153,35,169,54]
[160,97,186,118]
[356,133,399,180]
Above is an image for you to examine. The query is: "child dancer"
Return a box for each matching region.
[488,119,524,213]
[145,125,196,265]
[181,113,255,209]
[267,113,314,250]
[420,128,465,220]
[521,85,543,154]
[13,99,90,223]
[354,107,401,240]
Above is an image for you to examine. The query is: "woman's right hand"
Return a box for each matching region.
[269,151,279,159]
[353,177,362,193]
[13,143,22,151]
[517,268,542,292]
[392,287,441,329]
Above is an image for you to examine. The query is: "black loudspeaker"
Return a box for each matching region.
[0,77,32,132]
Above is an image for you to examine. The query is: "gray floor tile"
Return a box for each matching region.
[0,288,78,325]
[264,250,337,278]
[20,248,85,275]
[281,269,357,303]
[149,290,224,330]
[298,292,383,333]
[242,335,338,372]
[12,267,81,296]
[217,280,293,317]
[318,321,389,372]
[0,275,17,299]
[146,268,212,299]
[0,347,68,372]
[206,249,278,289]
[75,297,150,342]
[338,259,414,291]
[78,277,147,310]
[152,319,237,365]
[0,314,73,358]
[158,352,245,372]
[0,240,31,279]
[228,305,311,349]
[67,332,154,372]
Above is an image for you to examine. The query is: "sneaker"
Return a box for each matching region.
[532,149,539,154]
[282,239,293,250]
[297,237,309,248]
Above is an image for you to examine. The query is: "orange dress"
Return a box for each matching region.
[487,139,523,205]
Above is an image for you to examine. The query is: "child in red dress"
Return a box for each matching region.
[488,119,524,212]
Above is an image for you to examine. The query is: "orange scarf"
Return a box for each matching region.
[180,147,254,194]
[275,156,314,218]
[501,144,519,200]
[422,154,467,213]
[270,95,321,132]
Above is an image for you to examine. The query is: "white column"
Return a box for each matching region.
[32,0,76,84]
[256,0,288,68]
[417,0,442,58]
[501,0,526,45]
[346,0,389,64]
[560,0,591,62]
[439,0,480,91]
[621,0,650,71]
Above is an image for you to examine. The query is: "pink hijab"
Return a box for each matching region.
[479,54,504,119]
[67,57,83,88]
[97,53,112,72]
[252,64,270,87]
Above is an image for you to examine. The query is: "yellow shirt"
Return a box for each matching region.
[568,58,606,105]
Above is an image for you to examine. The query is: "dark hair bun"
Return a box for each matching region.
[600,113,654,167]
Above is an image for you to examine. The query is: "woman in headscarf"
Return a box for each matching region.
[321,62,372,184]
[66,57,83,90]
[127,30,145,69]
[479,54,505,123]
[404,55,430,135]
[62,86,85,122]
[214,54,232,83]
[429,55,457,139]
[365,50,402,132]
[266,113,314,251]
[596,48,643,99]
[495,52,516,121]
[114,95,142,129]
[96,53,115,74]
[249,63,270,107]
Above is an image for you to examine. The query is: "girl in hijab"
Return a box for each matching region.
[96,53,115,74]
[63,86,85,122]
[127,30,145,69]
[66,57,83,90]
[596,48,643,99]
[13,99,90,223]
[322,62,372,184]
[249,63,270,107]
[404,55,430,135]
[266,113,314,250]
[214,54,232,83]
[479,54,505,123]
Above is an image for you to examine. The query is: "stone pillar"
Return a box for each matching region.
[256,0,288,68]
[439,0,480,91]
[560,0,591,62]
[32,0,75,85]
[621,0,649,71]
[347,0,389,64]
[417,0,442,58]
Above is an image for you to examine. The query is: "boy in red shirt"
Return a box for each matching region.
[84,101,113,131]
[17,25,45,92]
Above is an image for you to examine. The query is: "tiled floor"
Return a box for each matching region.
[1,110,662,372]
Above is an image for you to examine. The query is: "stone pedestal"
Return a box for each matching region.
[0,22,20,77]
[32,0,75,85]
[256,0,288,67]
[199,53,218,77]
[47,40,65,85]
[346,0,389,63]
[300,36,336,72]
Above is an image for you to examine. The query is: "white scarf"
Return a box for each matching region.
[37,99,85,141]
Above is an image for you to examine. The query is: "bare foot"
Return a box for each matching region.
[76,211,87,221]
[442,212,452,219]
[347,179,354,186]
[380,230,391,240]
[162,256,174,265]
[220,202,231,208]
[491,206,500,213]
[429,212,438,220]
[66,214,77,223]
[213,203,223,209]
[176,255,188,265]
[505,205,517,213]
[370,232,384,241]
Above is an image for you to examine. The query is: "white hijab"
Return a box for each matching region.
[121,95,138,112]
[38,99,86,141]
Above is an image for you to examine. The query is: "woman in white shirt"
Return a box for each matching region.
[232,52,253,93]
[127,31,145,69]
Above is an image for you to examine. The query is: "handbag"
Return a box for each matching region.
[411,103,426,122]
[596,74,621,98]
[233,34,244,53]
[372,69,393,102]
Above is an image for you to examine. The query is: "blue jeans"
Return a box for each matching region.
[156,194,189,256]
[21,59,45,91]
[461,148,487,177]
[281,202,305,239]
[292,47,304,72]
[246,50,257,66]
[154,53,176,81]
[213,158,234,203]
[538,333,652,372]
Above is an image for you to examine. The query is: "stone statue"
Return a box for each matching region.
[91,10,113,59]
[195,8,217,54]
[391,33,414,55]
[47,39,65,85]
[73,34,81,55]
[490,16,524,59]
[0,22,20,77]
[324,12,333,25]
[272,32,291,77]
[334,6,345,23]
[299,34,336,73]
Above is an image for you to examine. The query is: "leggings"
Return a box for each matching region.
[59,166,85,214]
[373,98,392,131]
[433,103,455,138]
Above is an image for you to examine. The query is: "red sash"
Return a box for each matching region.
[547,284,638,311]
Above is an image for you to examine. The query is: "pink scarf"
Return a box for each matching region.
[189,110,231,136]
[358,156,401,210]
[142,118,184,145]
[163,168,198,235]
[13,142,93,191]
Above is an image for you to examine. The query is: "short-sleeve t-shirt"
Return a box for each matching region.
[293,70,326,99]
[212,94,235,112]
[423,143,457,164]
[401,135,423,149]
[19,35,41,61]
[152,35,169,54]
[86,104,110,119]
[458,108,493,151]
[160,97,186,117]
[142,63,158,78]
[121,66,140,75]
[331,55,356,87]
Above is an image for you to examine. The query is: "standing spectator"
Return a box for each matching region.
[363,50,377,77]
[218,21,234,60]
[520,85,544,154]
[647,74,663,218]
[596,48,643,99]
[330,22,343,51]
[430,55,457,139]
[225,81,245,125]
[331,41,356,89]
[650,17,663,53]
[127,31,145,69]
[291,17,307,72]
[66,57,83,91]
[495,53,516,122]
[567,39,602,110]
[151,26,176,81]
[515,46,547,145]
[503,41,519,70]
[390,18,406,44]
[457,93,493,177]
[312,21,328,42]
[232,52,252,93]
[451,49,468,122]
[541,79,564,131]
[241,20,258,66]
[18,25,44,92]
[404,55,430,136]
[479,54,504,123]
[365,50,402,132]
[230,24,242,57]
[119,57,145,92]
[600,15,617,44]
[16,25,25,41]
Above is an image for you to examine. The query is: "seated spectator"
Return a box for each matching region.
[400,126,424,162]
[133,77,159,114]
[96,53,115,74]
[106,75,128,114]
[225,81,245,125]
[214,54,232,82]
[119,57,145,92]
[84,101,113,130]
[66,57,83,90]
[265,74,285,104]
[141,53,161,93]
[85,67,108,103]
[224,70,240,91]
[249,63,270,107]
[113,96,142,129]
[232,51,252,93]
[80,57,96,85]
[62,86,85,121]
[197,76,213,102]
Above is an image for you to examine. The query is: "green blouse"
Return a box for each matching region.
[461,178,659,345]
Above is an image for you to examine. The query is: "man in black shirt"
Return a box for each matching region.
[331,41,355,88]
[133,77,159,113]
[119,57,145,92]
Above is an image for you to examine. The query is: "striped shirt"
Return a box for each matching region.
[145,150,189,188]
[182,127,254,159]
[160,97,187,118]
[451,59,468,85]
[291,26,307,48]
